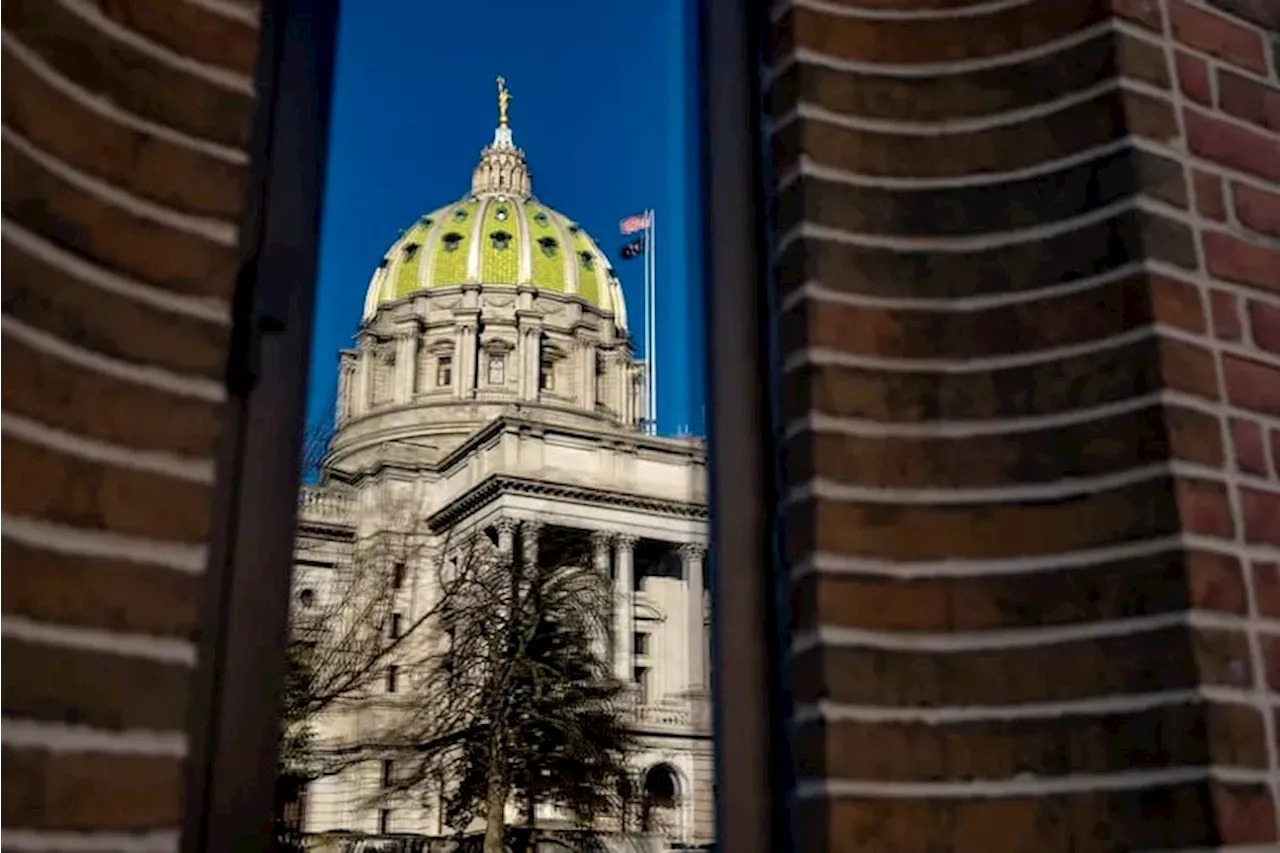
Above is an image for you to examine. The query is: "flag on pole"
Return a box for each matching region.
[620,237,646,259]
[620,212,651,235]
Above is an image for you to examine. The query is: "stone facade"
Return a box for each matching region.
[769,0,1280,849]
[0,0,260,842]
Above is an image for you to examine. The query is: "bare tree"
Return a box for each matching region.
[366,525,636,853]
[281,501,444,785]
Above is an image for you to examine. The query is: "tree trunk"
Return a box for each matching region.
[483,764,509,853]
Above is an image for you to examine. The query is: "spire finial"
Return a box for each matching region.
[496,76,512,127]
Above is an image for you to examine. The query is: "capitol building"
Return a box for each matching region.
[291,86,713,850]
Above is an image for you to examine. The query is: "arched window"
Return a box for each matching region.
[640,764,679,835]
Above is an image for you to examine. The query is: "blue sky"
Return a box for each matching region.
[306,0,705,438]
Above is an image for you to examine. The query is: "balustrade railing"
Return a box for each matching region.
[298,486,356,523]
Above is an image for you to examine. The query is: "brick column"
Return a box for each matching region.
[1,0,260,840]
[767,0,1280,850]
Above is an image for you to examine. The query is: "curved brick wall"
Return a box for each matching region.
[767,0,1280,849]
[1,0,259,844]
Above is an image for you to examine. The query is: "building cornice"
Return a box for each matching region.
[426,473,708,532]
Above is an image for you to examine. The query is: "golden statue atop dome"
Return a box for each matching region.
[496,76,512,126]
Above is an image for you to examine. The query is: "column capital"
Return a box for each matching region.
[676,542,706,562]
[590,530,614,549]
[614,533,639,552]
[494,517,519,535]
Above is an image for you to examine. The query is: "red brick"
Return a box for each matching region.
[1204,232,1280,294]
[1272,428,1280,476]
[1240,487,1280,545]
[1217,68,1280,133]
[1211,782,1279,845]
[1189,550,1247,613]
[1210,290,1243,340]
[1231,418,1268,475]
[1170,0,1268,74]
[1248,300,1280,354]
[1263,633,1280,691]
[1176,478,1235,538]
[1224,355,1280,415]
[1175,51,1212,104]
[1233,182,1280,239]
[1193,170,1226,220]
[1186,109,1280,184]
[1254,561,1280,618]
[1107,0,1164,30]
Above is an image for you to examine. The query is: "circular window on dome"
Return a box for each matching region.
[533,211,549,227]
[537,237,558,257]
[490,230,513,250]
[419,215,433,226]
[568,224,581,235]
[578,251,595,271]
[442,232,464,252]
[495,207,509,222]
[452,209,469,222]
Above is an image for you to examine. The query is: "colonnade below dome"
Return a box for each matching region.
[334,285,648,450]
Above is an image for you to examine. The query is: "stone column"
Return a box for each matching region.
[590,531,612,665]
[394,333,416,404]
[456,320,477,397]
[521,520,542,569]
[580,340,597,412]
[495,518,517,560]
[679,544,707,692]
[352,341,372,417]
[613,534,637,684]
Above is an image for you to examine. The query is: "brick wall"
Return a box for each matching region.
[767,0,1280,849]
[2,0,260,844]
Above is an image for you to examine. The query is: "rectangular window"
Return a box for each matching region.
[487,353,505,385]
[382,759,394,788]
[390,613,403,639]
[392,561,406,589]
[634,631,649,656]
[386,665,398,694]
[379,808,391,834]
[634,665,649,704]
[539,360,554,391]
[436,355,452,386]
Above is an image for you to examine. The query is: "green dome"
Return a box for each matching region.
[361,197,625,327]
[361,94,628,330]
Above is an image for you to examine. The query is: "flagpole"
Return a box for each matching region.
[647,208,657,436]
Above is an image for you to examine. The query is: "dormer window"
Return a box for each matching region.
[533,211,549,227]
[578,251,595,271]
[378,257,390,269]
[419,215,433,227]
[490,230,513,250]
[452,208,469,222]
[495,207,509,222]
[568,224,581,235]
[442,232,464,253]
[537,237,559,258]
[403,242,419,258]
